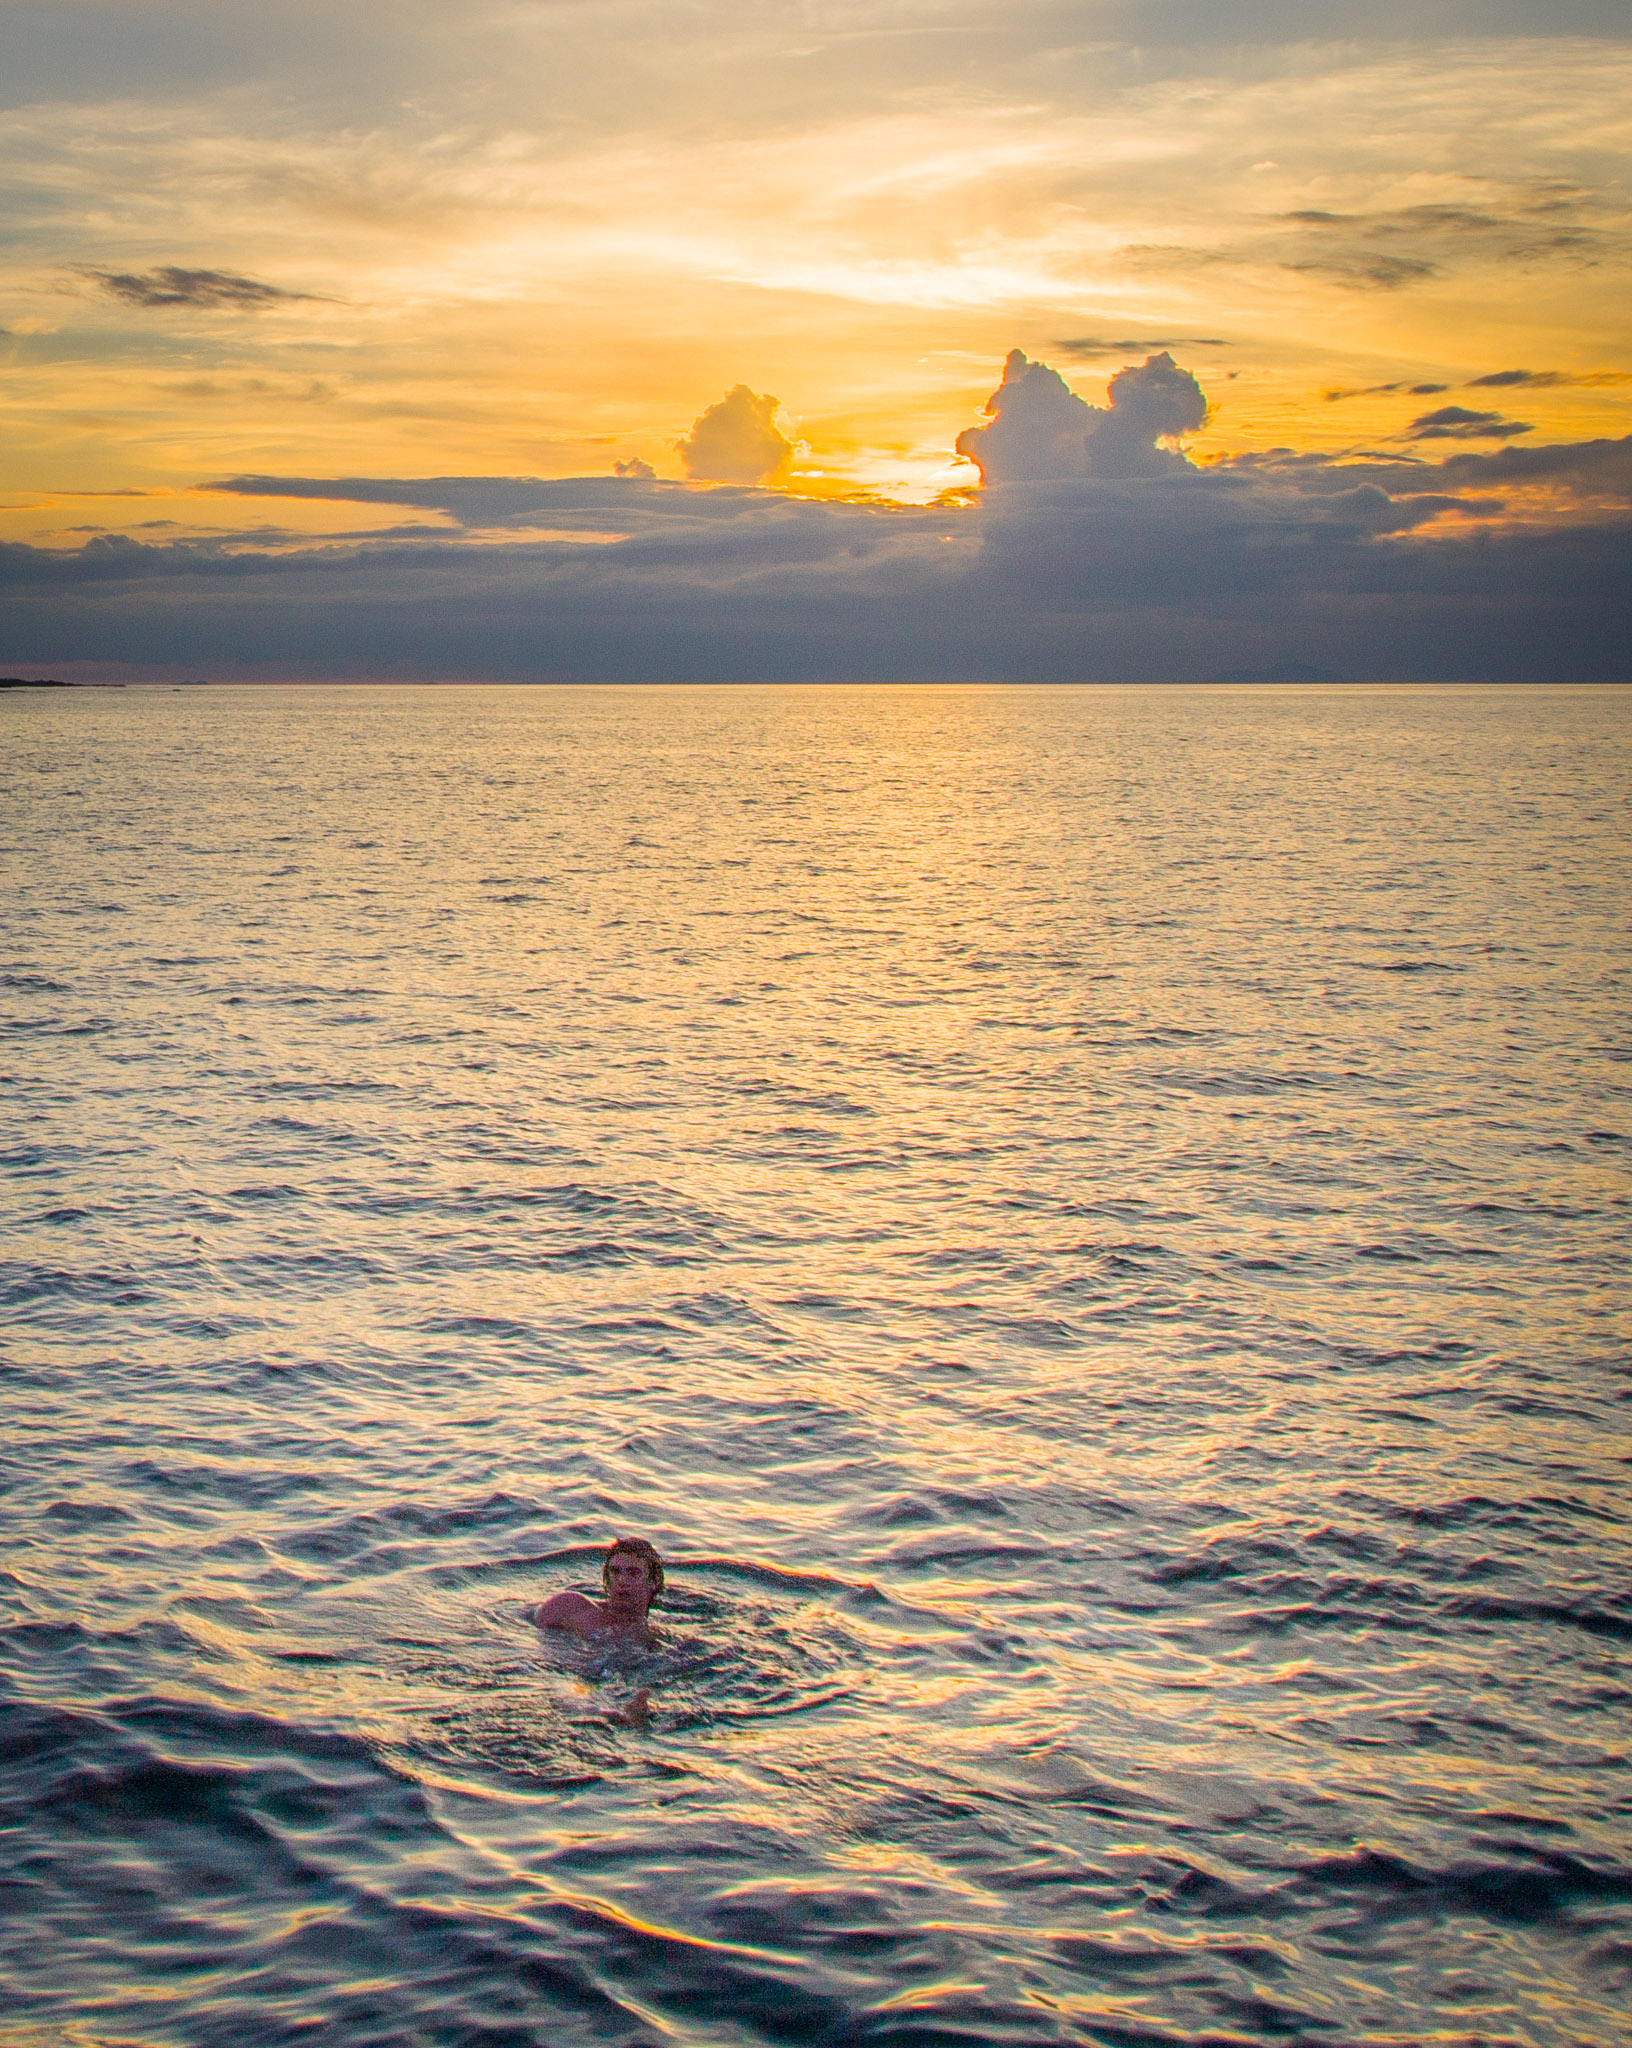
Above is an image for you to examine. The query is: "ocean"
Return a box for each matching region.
[3,682,1628,2046]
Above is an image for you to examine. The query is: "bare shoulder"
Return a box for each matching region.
[531,1590,602,1632]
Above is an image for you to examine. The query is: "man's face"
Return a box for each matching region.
[604,1551,653,1612]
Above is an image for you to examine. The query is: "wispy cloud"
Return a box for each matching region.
[1275,193,1615,291]
[1469,366,1632,388]
[1053,336,1229,360]
[73,265,324,309]
[1407,404,1533,440]
[1323,382,1450,401]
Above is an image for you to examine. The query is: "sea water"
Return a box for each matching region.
[2,683,1628,2047]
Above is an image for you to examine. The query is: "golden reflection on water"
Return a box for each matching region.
[2,685,1629,2045]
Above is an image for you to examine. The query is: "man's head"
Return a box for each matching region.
[602,1536,664,1611]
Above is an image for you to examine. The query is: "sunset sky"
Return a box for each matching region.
[2,0,1629,680]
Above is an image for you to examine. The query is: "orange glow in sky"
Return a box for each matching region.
[2,2,1628,547]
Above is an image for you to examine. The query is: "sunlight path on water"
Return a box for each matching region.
[1,683,1629,2046]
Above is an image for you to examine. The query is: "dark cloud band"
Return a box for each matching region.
[6,437,1627,683]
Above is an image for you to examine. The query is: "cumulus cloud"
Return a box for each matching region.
[676,385,794,485]
[955,349,1208,484]
[614,457,656,479]
[1408,404,1533,440]
[74,265,319,309]
[954,352,1097,484]
[1088,353,1210,476]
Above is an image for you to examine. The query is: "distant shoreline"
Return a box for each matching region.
[0,688,211,696]
[0,677,131,690]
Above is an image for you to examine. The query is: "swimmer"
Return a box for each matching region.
[530,1536,664,1726]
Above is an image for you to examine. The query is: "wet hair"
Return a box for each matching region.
[603,1536,664,1599]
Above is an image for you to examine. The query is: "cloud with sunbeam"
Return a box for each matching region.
[3,2,1628,518]
[3,346,1627,685]
[956,351,1208,484]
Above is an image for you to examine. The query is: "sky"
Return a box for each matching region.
[1,0,1629,681]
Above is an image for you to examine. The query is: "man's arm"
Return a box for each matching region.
[531,1590,602,1632]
